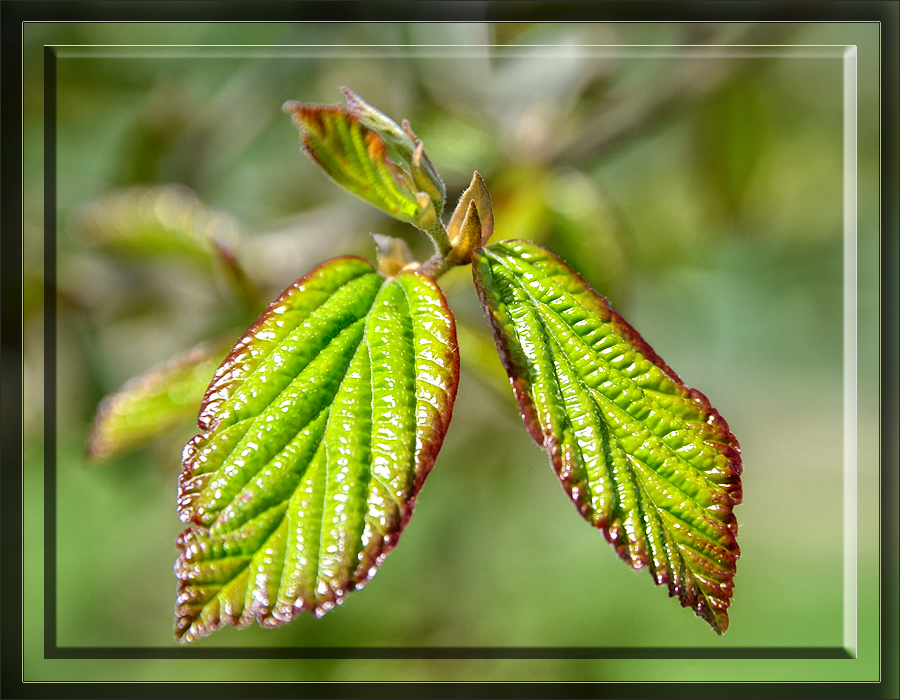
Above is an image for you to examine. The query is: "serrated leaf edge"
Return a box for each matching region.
[473,240,742,634]
[175,261,459,643]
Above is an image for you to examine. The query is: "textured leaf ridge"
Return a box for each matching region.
[472,239,742,633]
[175,256,459,643]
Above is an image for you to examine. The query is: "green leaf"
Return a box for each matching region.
[283,90,445,228]
[472,240,742,634]
[87,337,233,461]
[175,256,459,643]
[341,87,446,216]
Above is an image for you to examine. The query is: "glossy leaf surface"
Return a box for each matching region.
[175,257,459,643]
[473,240,742,633]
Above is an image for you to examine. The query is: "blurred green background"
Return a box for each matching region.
[22,21,882,683]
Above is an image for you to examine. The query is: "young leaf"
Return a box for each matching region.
[341,87,446,213]
[87,337,233,461]
[283,91,445,230]
[472,240,742,634]
[175,256,459,643]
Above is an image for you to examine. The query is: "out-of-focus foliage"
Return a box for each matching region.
[22,19,876,683]
[71,184,239,261]
[86,335,234,461]
[70,184,260,311]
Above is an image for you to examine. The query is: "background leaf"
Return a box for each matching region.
[68,184,259,312]
[70,184,240,262]
[473,239,742,633]
[175,256,459,643]
[86,336,234,461]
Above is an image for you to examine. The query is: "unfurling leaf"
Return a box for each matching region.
[341,88,445,213]
[87,337,233,461]
[175,256,459,643]
[283,89,445,229]
[473,240,742,634]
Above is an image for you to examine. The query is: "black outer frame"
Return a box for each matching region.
[2,1,897,698]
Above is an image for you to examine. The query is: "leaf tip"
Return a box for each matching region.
[281,99,301,115]
[340,85,365,114]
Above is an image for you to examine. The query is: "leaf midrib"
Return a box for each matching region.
[542,311,729,557]
[183,288,384,634]
[527,283,731,541]
[199,282,382,526]
[627,455,725,628]
[486,247,687,402]
[490,244,693,400]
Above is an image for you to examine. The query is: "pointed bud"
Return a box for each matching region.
[444,200,483,266]
[448,171,493,248]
